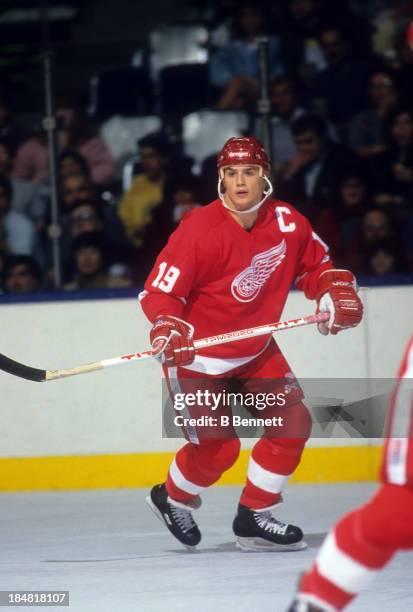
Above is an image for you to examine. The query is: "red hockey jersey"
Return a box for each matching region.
[140,198,332,373]
[381,334,413,487]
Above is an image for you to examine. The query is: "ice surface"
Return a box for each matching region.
[0,484,412,611]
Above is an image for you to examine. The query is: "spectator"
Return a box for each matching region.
[58,172,127,259]
[279,0,328,81]
[255,75,337,170]
[0,174,36,256]
[14,95,115,186]
[277,114,357,253]
[311,24,373,130]
[165,175,203,226]
[209,2,284,110]
[60,172,96,212]
[277,114,356,210]
[0,137,42,223]
[65,232,132,291]
[2,255,41,294]
[255,76,306,168]
[347,68,400,157]
[365,240,408,275]
[334,167,371,264]
[30,150,94,232]
[370,106,413,209]
[347,208,398,272]
[69,200,105,239]
[118,133,172,248]
[59,149,91,180]
[63,200,130,273]
[370,2,413,59]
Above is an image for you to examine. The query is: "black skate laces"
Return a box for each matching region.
[169,504,197,534]
[253,510,288,535]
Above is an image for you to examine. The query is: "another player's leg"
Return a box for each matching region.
[288,483,413,610]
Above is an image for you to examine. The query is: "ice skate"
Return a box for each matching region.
[146,484,201,550]
[287,597,334,611]
[232,503,307,551]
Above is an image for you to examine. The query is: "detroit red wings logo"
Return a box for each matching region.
[231,240,287,302]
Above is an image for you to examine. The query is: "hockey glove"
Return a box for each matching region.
[316,269,363,336]
[150,315,195,367]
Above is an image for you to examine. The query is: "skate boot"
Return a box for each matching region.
[146,484,201,550]
[287,597,335,611]
[232,503,307,551]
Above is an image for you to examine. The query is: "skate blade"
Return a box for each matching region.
[145,496,198,552]
[235,536,307,552]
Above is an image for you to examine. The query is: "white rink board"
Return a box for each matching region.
[0,285,412,458]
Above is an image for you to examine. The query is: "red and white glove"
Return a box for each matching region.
[150,315,195,367]
[316,270,363,335]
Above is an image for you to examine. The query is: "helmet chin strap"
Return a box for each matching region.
[218,175,274,215]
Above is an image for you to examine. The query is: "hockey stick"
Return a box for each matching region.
[0,312,329,383]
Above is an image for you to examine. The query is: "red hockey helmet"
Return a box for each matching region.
[217,137,270,175]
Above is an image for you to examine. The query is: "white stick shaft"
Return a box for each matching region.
[85,312,327,374]
[5,312,330,382]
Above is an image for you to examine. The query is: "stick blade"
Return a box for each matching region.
[0,353,46,382]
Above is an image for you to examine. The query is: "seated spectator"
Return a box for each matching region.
[369,106,413,211]
[279,0,328,82]
[365,240,408,275]
[277,114,356,211]
[58,172,127,257]
[2,254,41,294]
[0,174,36,256]
[347,68,400,157]
[59,149,91,180]
[60,172,96,212]
[118,133,172,248]
[165,175,203,226]
[277,114,357,253]
[61,199,130,274]
[210,2,284,110]
[255,75,338,170]
[0,137,42,223]
[255,76,306,168]
[333,167,372,264]
[347,208,399,272]
[70,200,104,238]
[65,232,132,291]
[14,95,115,186]
[311,24,373,131]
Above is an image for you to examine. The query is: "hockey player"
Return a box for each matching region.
[287,334,413,611]
[139,137,363,551]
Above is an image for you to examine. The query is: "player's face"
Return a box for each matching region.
[222,165,264,211]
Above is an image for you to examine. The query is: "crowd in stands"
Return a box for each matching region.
[0,0,413,295]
